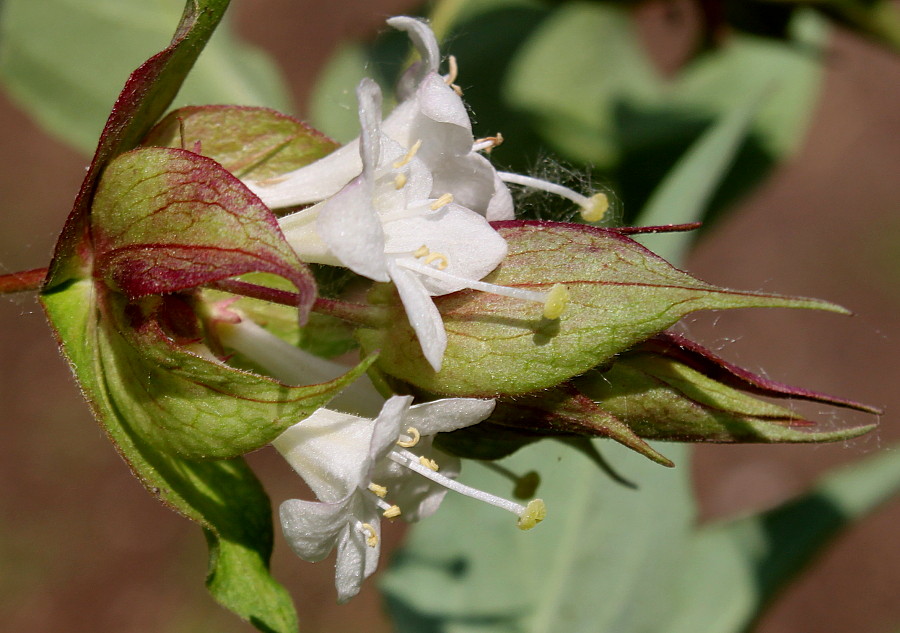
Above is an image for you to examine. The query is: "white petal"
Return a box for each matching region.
[404,398,496,436]
[279,498,348,563]
[278,204,340,265]
[386,259,447,372]
[369,395,415,464]
[245,140,362,209]
[486,169,516,221]
[316,177,390,282]
[272,409,372,501]
[387,17,440,76]
[334,495,381,603]
[356,78,384,178]
[384,203,508,295]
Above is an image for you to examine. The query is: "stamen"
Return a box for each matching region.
[359,522,378,547]
[413,245,429,258]
[444,55,459,85]
[394,172,408,189]
[368,482,388,498]
[397,426,421,448]
[472,133,504,153]
[393,139,422,169]
[389,449,546,529]
[497,171,608,223]
[430,193,454,211]
[399,259,569,318]
[542,284,569,320]
[418,456,440,472]
[383,505,402,519]
[424,252,449,270]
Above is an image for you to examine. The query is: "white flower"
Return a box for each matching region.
[277,78,511,371]
[244,17,514,221]
[273,395,502,602]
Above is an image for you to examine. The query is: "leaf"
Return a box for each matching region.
[667,445,900,633]
[384,421,900,633]
[92,146,316,309]
[382,441,695,633]
[0,0,290,155]
[42,278,299,633]
[36,3,307,630]
[634,91,766,262]
[575,354,875,445]
[143,105,339,182]
[358,221,846,397]
[42,0,237,289]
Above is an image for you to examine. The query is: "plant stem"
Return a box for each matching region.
[0,267,47,295]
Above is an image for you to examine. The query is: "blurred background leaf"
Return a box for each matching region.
[0,0,291,154]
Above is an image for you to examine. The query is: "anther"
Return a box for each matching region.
[423,252,449,270]
[368,482,388,498]
[393,139,422,169]
[542,284,569,320]
[382,505,402,519]
[430,193,454,211]
[516,499,547,531]
[472,133,504,153]
[444,55,459,85]
[580,193,609,223]
[413,245,430,258]
[397,427,421,448]
[359,523,378,547]
[394,172,408,190]
[418,456,440,471]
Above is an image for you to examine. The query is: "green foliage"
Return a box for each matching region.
[42,278,299,633]
[383,441,900,633]
[0,0,290,154]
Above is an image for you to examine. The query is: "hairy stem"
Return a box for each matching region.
[0,267,47,295]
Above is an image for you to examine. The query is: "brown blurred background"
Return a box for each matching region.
[1,1,898,631]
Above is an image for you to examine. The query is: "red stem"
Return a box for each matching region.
[208,278,385,328]
[0,267,48,295]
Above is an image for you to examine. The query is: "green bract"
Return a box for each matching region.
[358,221,847,397]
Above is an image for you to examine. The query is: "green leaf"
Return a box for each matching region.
[382,441,695,632]
[634,92,766,262]
[575,353,875,445]
[0,0,290,155]
[42,0,235,289]
[668,446,900,633]
[358,222,846,397]
[42,279,298,633]
[35,3,309,630]
[92,146,317,304]
[143,105,339,182]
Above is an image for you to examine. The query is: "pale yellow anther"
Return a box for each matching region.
[413,245,430,258]
[393,139,422,169]
[419,456,440,472]
[368,482,388,498]
[474,133,504,153]
[424,252,449,270]
[542,283,569,320]
[382,505,402,519]
[444,55,459,85]
[397,426,421,448]
[516,499,547,531]
[394,172,408,190]
[360,523,379,547]
[430,193,454,211]
[580,192,609,223]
